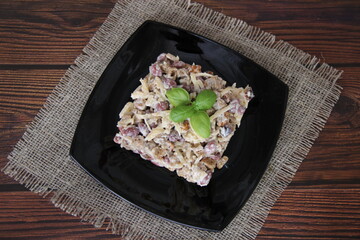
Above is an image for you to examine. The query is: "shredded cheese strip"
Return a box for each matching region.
[155,77,167,99]
[145,127,164,141]
[220,86,234,96]
[144,118,151,131]
[194,72,213,78]
[190,73,204,92]
[210,105,232,121]
[117,117,134,126]
[136,110,170,119]
[140,78,149,94]
[119,102,134,118]
[174,149,185,164]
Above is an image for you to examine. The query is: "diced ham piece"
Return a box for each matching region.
[210,152,222,161]
[149,63,162,76]
[156,53,166,62]
[147,118,158,129]
[138,123,150,137]
[196,76,205,81]
[245,87,254,100]
[163,156,171,164]
[220,126,232,137]
[134,98,146,110]
[172,61,185,68]
[113,134,122,144]
[145,108,153,114]
[168,130,182,142]
[182,83,194,92]
[149,122,158,129]
[229,99,246,115]
[221,93,231,103]
[154,101,169,112]
[204,140,217,156]
[120,126,139,137]
[198,171,212,186]
[162,77,177,89]
[237,105,246,114]
[229,100,238,113]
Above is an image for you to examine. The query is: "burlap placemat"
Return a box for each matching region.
[3,0,342,239]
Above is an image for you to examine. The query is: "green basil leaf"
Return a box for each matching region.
[193,89,217,110]
[170,105,196,123]
[190,111,211,138]
[166,88,190,107]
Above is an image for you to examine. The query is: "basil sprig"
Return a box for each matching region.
[170,105,196,123]
[165,88,190,107]
[192,90,217,111]
[189,111,211,138]
[166,88,217,138]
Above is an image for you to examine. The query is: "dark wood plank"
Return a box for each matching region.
[200,0,360,65]
[258,188,360,239]
[288,62,360,189]
[0,0,359,65]
[0,69,64,184]
[0,192,118,239]
[0,189,358,239]
[0,0,116,65]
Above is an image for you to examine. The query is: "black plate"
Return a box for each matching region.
[70,21,288,231]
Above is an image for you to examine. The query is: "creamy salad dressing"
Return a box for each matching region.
[114,53,253,186]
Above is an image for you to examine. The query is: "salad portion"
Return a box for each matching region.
[114,53,253,186]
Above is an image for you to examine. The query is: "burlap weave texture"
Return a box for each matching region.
[3,0,342,239]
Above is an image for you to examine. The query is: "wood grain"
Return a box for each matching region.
[0,190,358,239]
[0,0,359,239]
[0,0,116,65]
[0,69,64,184]
[0,192,118,239]
[258,188,360,239]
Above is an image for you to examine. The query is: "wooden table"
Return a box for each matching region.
[0,0,359,239]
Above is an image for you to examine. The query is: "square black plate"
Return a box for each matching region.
[70,21,288,231]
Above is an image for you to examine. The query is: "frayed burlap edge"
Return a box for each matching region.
[3,0,342,239]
